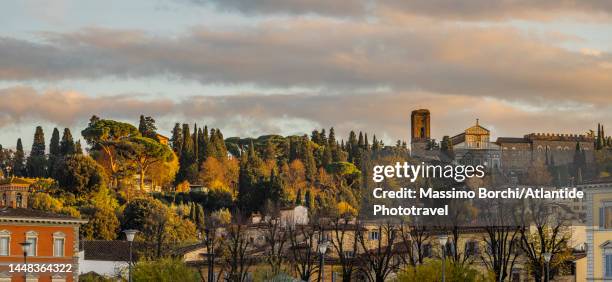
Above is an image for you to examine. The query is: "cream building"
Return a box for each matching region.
[582,182,612,281]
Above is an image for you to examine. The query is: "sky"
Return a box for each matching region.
[1,0,611,150]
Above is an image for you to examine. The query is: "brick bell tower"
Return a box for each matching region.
[411,109,431,155]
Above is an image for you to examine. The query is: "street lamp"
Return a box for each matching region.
[437,234,449,282]
[543,252,552,282]
[318,241,330,282]
[123,229,138,282]
[19,241,31,281]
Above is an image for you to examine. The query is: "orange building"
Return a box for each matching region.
[0,180,86,282]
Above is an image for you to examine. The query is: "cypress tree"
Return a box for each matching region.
[49,128,60,156]
[304,189,314,209]
[60,128,75,155]
[196,204,205,230]
[48,128,61,175]
[13,138,25,177]
[171,123,183,155]
[74,140,83,155]
[30,126,46,156]
[295,188,303,205]
[320,129,327,146]
[193,124,199,164]
[177,124,197,183]
[27,126,47,177]
[358,131,364,148]
[214,129,227,160]
[205,127,217,161]
[372,135,380,151]
[198,128,206,164]
[328,127,336,147]
[364,133,369,150]
[302,137,317,183]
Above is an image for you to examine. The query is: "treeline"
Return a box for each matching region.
[0,127,82,179]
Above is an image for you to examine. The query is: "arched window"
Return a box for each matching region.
[15,193,22,208]
[1,193,6,207]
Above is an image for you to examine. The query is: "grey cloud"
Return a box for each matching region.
[186,0,612,20]
[1,23,611,105]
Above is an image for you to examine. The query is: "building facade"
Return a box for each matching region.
[583,182,612,281]
[0,179,86,282]
[451,119,501,170]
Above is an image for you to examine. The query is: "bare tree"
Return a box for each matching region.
[263,218,289,275]
[397,217,431,267]
[518,199,572,282]
[287,223,319,281]
[218,223,253,282]
[357,222,399,282]
[479,199,521,282]
[329,216,361,282]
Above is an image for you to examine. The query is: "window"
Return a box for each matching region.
[16,193,22,208]
[1,193,5,206]
[465,241,479,256]
[606,254,612,278]
[53,232,65,257]
[369,230,379,240]
[0,230,10,256]
[600,203,612,229]
[25,231,37,256]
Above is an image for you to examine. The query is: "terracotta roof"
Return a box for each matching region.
[0,208,85,223]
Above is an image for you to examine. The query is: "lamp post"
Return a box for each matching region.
[318,241,330,282]
[437,234,449,282]
[19,241,31,281]
[123,229,138,282]
[543,252,552,282]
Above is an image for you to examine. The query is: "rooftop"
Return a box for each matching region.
[82,240,141,261]
[0,208,86,224]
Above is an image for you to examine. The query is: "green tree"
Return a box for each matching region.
[13,138,25,176]
[81,117,140,185]
[132,258,200,282]
[26,126,47,177]
[53,155,107,196]
[138,115,157,139]
[60,128,76,156]
[122,197,197,258]
[48,128,61,174]
[171,123,183,155]
[119,137,173,190]
[177,124,198,184]
[80,206,120,240]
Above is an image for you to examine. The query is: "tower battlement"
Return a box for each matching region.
[524,133,594,142]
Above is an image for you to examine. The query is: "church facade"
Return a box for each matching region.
[410,109,595,177]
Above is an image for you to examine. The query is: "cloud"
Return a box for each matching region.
[188,0,370,17]
[1,21,611,106]
[186,0,612,20]
[0,86,174,128]
[3,87,609,146]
